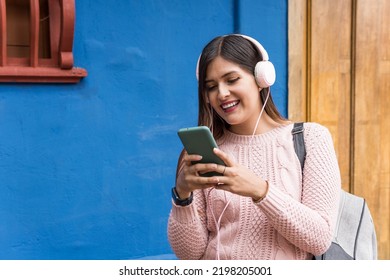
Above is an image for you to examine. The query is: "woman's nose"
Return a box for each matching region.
[218,86,230,99]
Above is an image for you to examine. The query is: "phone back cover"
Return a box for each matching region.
[177,126,225,166]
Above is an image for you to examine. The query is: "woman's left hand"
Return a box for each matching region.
[212,148,268,201]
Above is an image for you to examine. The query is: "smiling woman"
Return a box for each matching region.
[204,56,263,134]
[197,35,281,140]
[167,34,342,260]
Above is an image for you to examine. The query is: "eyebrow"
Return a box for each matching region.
[205,71,238,83]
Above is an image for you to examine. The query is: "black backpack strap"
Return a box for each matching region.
[292,122,306,172]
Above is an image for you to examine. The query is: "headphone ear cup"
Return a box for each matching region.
[254,61,276,88]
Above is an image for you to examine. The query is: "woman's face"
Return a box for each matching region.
[205,56,262,135]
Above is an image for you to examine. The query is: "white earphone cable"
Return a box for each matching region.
[249,88,270,147]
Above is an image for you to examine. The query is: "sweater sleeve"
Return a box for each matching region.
[167,189,209,259]
[258,123,341,256]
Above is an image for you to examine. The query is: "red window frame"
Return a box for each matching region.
[0,0,87,83]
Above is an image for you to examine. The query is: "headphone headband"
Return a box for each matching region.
[196,34,275,88]
[238,34,269,61]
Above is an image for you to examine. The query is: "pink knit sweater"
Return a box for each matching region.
[168,123,341,260]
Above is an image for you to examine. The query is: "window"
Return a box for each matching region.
[0,0,87,83]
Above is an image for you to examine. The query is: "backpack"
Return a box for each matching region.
[292,122,378,260]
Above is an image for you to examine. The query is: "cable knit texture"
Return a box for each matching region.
[168,123,341,259]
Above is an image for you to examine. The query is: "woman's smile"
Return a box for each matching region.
[220,100,240,113]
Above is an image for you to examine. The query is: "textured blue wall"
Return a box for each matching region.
[0,0,287,259]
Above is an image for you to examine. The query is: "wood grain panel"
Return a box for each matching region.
[378,0,390,257]
[288,0,307,122]
[354,0,390,259]
[289,0,390,259]
[310,0,352,189]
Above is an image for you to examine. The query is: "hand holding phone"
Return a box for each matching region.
[177,126,225,177]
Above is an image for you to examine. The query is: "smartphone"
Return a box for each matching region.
[177,126,225,177]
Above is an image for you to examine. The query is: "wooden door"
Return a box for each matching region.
[288,0,390,259]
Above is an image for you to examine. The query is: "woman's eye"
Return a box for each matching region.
[228,77,239,84]
[206,85,217,91]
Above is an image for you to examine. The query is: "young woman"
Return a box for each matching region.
[168,34,341,259]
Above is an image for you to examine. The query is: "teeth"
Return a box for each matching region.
[222,101,238,109]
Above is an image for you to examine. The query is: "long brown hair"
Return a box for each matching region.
[197,35,286,140]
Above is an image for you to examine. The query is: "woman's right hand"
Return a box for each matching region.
[175,152,223,199]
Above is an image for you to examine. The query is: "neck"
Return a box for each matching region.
[229,113,282,135]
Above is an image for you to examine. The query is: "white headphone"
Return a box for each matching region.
[196,34,276,88]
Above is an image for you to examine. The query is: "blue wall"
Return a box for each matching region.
[0,0,287,259]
